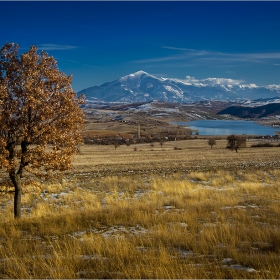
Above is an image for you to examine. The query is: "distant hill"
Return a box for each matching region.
[78,70,280,103]
[218,103,280,118]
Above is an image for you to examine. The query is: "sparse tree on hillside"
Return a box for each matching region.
[226,135,246,153]
[0,43,85,218]
[208,138,216,149]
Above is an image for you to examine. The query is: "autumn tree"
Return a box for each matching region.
[208,138,216,149]
[226,135,246,153]
[0,43,85,218]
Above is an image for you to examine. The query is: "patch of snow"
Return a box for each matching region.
[239,84,258,89]
[220,206,232,210]
[163,205,174,210]
[219,85,231,92]
[193,83,207,87]
[134,103,154,111]
[222,258,234,265]
[267,84,280,90]
[233,205,247,210]
[223,264,258,273]
[78,254,108,261]
[164,85,184,98]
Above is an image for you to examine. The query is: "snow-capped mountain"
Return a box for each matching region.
[78,71,280,103]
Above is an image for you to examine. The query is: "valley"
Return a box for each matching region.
[79,70,280,142]
[82,100,280,145]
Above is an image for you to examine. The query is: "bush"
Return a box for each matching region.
[251,142,275,148]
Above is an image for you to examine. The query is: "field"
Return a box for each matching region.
[0,139,280,278]
[73,139,280,176]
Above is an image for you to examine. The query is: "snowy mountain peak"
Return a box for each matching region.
[120,70,148,82]
[133,70,149,76]
[78,71,280,103]
[119,70,162,84]
[121,70,149,79]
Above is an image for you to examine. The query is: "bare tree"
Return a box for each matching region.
[0,43,85,218]
[226,135,246,153]
[208,138,216,149]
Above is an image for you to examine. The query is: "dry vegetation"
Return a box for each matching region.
[0,139,280,278]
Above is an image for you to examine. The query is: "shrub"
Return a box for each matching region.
[251,142,275,148]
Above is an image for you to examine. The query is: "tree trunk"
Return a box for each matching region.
[10,173,22,218]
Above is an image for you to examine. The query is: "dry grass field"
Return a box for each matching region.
[0,139,280,278]
[73,139,280,174]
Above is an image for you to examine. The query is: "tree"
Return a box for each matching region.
[0,43,85,218]
[208,138,216,149]
[226,135,246,153]
[114,142,120,150]
[159,140,165,148]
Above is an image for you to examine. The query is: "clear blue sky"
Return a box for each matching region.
[1,1,280,92]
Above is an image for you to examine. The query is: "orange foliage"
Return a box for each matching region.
[0,43,85,217]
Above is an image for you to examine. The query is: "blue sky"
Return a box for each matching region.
[1,1,280,92]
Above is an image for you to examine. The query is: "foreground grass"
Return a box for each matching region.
[0,167,279,278]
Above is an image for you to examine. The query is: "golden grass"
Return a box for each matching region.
[0,140,280,278]
[73,140,280,175]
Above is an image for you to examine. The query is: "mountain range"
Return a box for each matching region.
[78,71,280,103]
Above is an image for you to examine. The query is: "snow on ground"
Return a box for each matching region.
[130,103,180,114]
[240,98,280,107]
[163,85,184,98]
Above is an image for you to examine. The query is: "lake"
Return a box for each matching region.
[175,120,280,136]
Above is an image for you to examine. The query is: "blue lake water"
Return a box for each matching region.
[175,120,280,136]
